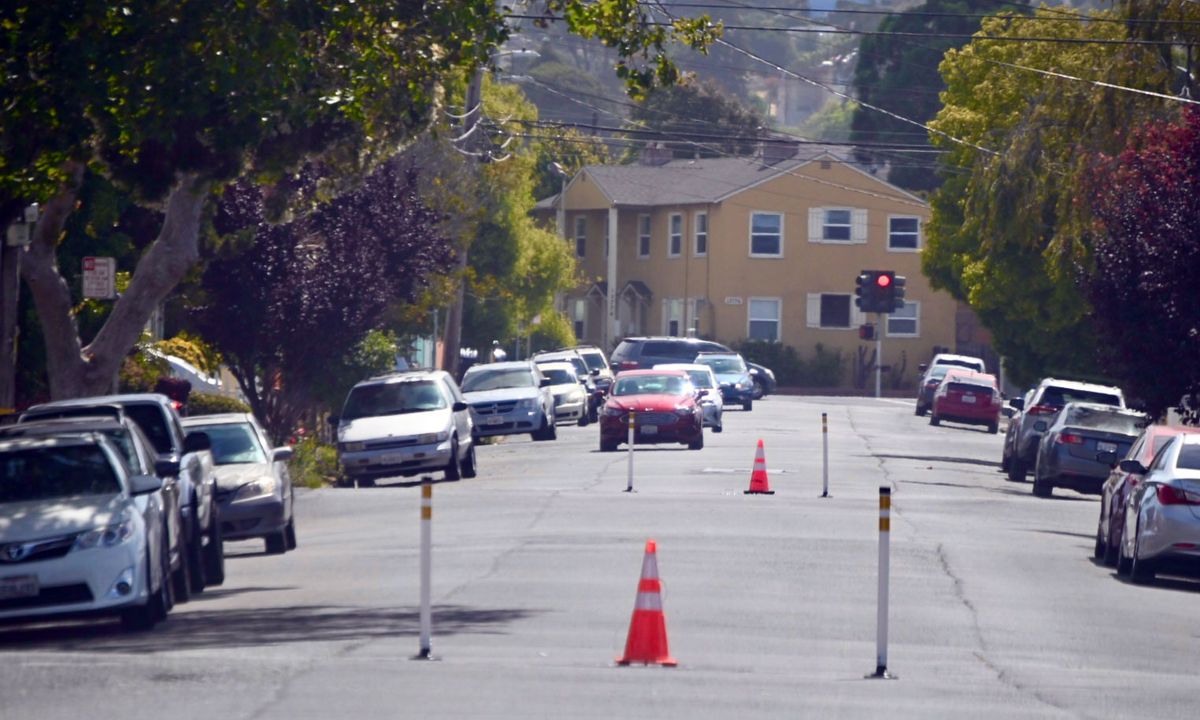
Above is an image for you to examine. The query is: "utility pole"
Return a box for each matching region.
[0,204,38,414]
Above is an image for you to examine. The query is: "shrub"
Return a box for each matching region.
[119,352,169,393]
[288,437,339,488]
[734,340,845,387]
[188,393,251,415]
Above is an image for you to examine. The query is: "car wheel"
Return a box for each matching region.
[120,548,163,632]
[1006,457,1026,483]
[202,504,225,587]
[285,514,298,551]
[752,381,765,400]
[577,413,589,427]
[1104,519,1121,567]
[186,508,207,595]
[914,404,925,417]
[1093,521,1107,561]
[1129,529,1156,585]
[713,423,723,433]
[266,529,287,555]
[1032,472,1053,498]
[444,437,462,481]
[461,443,477,479]
[929,415,940,427]
[335,474,354,488]
[742,399,753,412]
[600,437,619,452]
[987,421,999,434]
[688,433,704,450]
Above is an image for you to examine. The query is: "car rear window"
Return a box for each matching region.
[542,368,576,385]
[946,381,991,394]
[578,351,607,371]
[1063,406,1142,435]
[461,367,534,393]
[642,341,700,360]
[1178,445,1200,470]
[0,444,121,502]
[122,404,174,455]
[1039,387,1122,408]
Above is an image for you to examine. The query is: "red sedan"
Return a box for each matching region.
[599,370,704,452]
[929,370,1001,434]
[1095,424,1200,566]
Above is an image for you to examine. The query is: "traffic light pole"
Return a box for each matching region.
[875,313,882,399]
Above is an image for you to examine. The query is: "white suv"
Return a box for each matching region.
[1002,377,1125,482]
[330,370,476,487]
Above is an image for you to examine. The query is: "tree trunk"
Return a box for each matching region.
[22,170,210,399]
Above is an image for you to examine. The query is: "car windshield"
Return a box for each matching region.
[0,445,121,503]
[698,356,746,374]
[461,368,534,392]
[1177,444,1200,470]
[612,375,691,396]
[579,351,606,371]
[190,423,268,465]
[685,370,714,388]
[1063,406,1142,434]
[342,380,447,420]
[1040,387,1122,408]
[542,368,577,385]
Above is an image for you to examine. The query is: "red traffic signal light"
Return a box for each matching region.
[876,274,891,288]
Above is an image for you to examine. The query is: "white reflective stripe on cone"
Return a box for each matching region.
[634,592,663,611]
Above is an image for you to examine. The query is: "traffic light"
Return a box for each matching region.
[855,272,869,311]
[890,275,906,312]
[858,323,875,340]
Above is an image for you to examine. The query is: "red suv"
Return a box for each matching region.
[929,371,1001,434]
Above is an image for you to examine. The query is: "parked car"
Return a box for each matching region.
[655,363,723,433]
[609,336,729,372]
[0,416,190,603]
[695,352,755,411]
[563,344,616,397]
[921,352,986,375]
[1001,387,1036,472]
[746,361,777,399]
[929,371,1001,433]
[533,349,600,422]
[599,370,704,452]
[20,394,224,591]
[1002,378,1125,483]
[536,361,590,426]
[331,370,477,487]
[914,365,954,417]
[1031,402,1145,498]
[1095,425,1200,566]
[1117,433,1200,584]
[0,434,172,630]
[182,414,297,554]
[461,361,557,442]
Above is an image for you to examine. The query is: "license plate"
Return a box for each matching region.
[379,453,407,465]
[1097,441,1118,453]
[486,416,505,426]
[0,574,38,600]
[961,395,976,404]
[639,425,658,435]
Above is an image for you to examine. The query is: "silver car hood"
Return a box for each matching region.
[339,410,452,444]
[0,494,127,541]
[212,463,274,491]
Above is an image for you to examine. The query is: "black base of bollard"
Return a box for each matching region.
[820,491,832,498]
[411,647,440,661]
[865,665,896,679]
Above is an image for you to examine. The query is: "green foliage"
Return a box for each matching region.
[310,330,401,414]
[797,99,858,143]
[187,393,251,416]
[118,352,168,393]
[154,334,222,376]
[734,341,845,387]
[627,79,766,159]
[287,437,339,489]
[529,311,577,353]
[925,5,1175,386]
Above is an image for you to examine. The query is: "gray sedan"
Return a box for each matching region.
[1031,403,1144,498]
[1118,433,1200,584]
[181,414,296,555]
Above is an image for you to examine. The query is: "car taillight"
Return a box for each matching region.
[1057,433,1084,445]
[618,361,639,371]
[1028,404,1058,415]
[1156,485,1200,506]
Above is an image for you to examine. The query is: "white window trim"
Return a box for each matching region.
[747,296,782,342]
[887,214,922,253]
[805,292,864,329]
[886,300,920,337]
[693,211,708,257]
[667,213,683,258]
[573,216,586,258]
[749,211,784,258]
[808,207,867,244]
[637,214,651,259]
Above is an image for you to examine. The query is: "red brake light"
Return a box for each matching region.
[1057,433,1084,445]
[618,361,639,371]
[1156,485,1200,506]
[1028,404,1058,416]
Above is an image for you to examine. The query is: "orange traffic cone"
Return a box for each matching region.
[745,439,775,494]
[616,540,677,667]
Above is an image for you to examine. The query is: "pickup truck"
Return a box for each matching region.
[20,393,225,593]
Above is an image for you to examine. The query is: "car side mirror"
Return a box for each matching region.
[1002,407,1015,418]
[154,458,181,477]
[327,415,339,428]
[1119,459,1147,475]
[1096,451,1118,468]
[917,363,928,374]
[591,369,600,376]
[539,377,551,387]
[272,446,294,462]
[1033,421,1047,432]
[697,389,709,397]
[128,473,164,496]
[1010,397,1025,411]
[183,431,211,453]
[452,401,468,412]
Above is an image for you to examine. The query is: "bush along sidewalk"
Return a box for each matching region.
[289,437,339,488]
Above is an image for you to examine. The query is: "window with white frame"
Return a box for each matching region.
[750,212,783,256]
[574,216,586,258]
[688,297,704,336]
[694,212,708,256]
[638,214,651,258]
[886,300,919,337]
[888,216,921,251]
[805,293,864,329]
[748,298,781,341]
[668,213,682,257]
[808,207,867,244]
[663,298,684,336]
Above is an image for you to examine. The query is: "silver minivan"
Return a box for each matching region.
[330,370,476,487]
[461,361,557,441]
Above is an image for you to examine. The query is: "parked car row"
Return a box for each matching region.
[0,393,297,631]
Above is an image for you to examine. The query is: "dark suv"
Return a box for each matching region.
[610,337,730,372]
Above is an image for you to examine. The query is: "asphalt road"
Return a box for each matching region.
[2,396,1196,719]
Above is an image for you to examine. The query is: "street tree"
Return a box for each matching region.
[1083,108,1200,420]
[1,0,719,401]
[190,161,453,441]
[629,79,767,159]
[924,5,1179,385]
